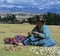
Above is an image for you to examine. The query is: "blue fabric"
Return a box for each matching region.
[15,35,21,40]
[22,25,56,47]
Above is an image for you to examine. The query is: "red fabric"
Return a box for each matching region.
[9,38,14,41]
[4,35,25,44]
[20,36,25,41]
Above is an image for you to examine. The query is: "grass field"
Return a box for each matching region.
[0,24,60,56]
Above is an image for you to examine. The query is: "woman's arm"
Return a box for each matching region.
[31,25,51,38]
[28,26,37,36]
[39,25,51,38]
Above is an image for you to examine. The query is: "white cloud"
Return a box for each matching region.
[48,1,60,5]
[16,6,24,8]
[39,7,44,9]
[7,0,15,3]
[37,0,60,9]
[0,4,15,8]
[0,3,24,9]
[6,0,35,4]
[54,1,60,4]
[33,3,39,5]
[0,0,60,9]
[0,0,4,2]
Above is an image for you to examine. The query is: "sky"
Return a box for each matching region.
[0,0,60,9]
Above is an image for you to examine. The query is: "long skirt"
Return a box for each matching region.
[22,35,56,47]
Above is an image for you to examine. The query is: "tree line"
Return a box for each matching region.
[0,14,21,24]
[0,12,60,25]
[28,12,60,25]
[43,12,60,25]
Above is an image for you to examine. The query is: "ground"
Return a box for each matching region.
[0,24,60,56]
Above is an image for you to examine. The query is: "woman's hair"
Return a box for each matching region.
[35,15,46,24]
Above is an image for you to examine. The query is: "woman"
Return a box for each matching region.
[11,16,56,47]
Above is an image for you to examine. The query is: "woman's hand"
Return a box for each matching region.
[17,43,23,46]
[32,32,39,37]
[32,32,39,35]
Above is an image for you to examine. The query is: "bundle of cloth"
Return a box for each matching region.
[4,35,25,45]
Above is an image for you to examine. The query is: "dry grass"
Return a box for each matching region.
[0,24,60,56]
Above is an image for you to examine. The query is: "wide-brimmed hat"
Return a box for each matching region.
[35,15,46,22]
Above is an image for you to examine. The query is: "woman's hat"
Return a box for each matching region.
[35,15,46,22]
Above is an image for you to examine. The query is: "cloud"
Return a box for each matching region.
[0,0,60,9]
[33,3,39,5]
[6,0,35,4]
[0,4,15,8]
[0,4,24,9]
[16,6,24,8]
[7,0,14,3]
[35,0,60,9]
[0,0,4,2]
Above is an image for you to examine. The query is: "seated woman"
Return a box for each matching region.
[20,15,56,47]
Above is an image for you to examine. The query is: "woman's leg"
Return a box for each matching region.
[39,38,56,47]
[22,37,31,45]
